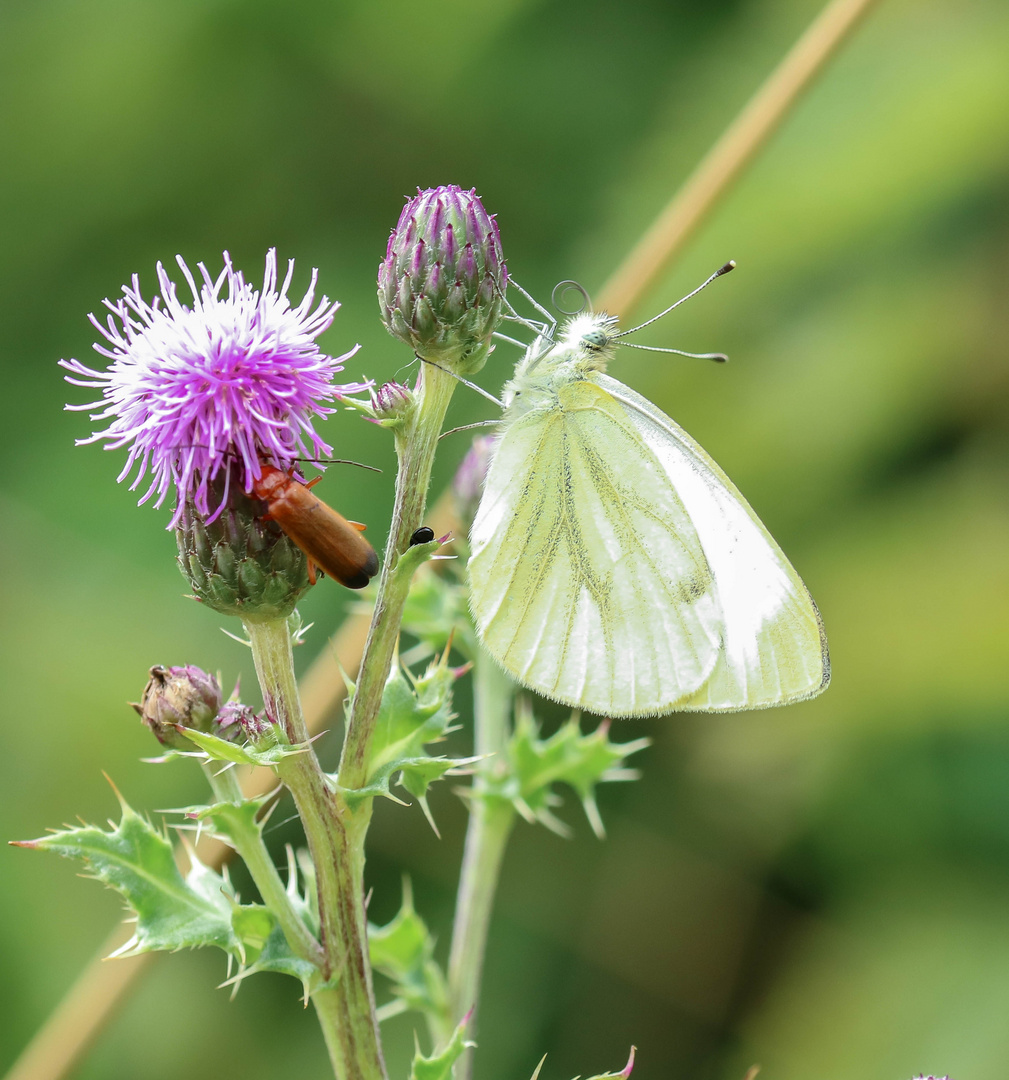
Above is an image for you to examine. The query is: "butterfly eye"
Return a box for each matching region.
[582,330,609,352]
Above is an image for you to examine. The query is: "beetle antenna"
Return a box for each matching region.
[614,260,735,338]
[183,446,382,473]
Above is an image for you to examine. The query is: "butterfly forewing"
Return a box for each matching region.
[470,379,727,716]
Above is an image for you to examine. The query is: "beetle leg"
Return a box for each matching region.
[307,559,318,585]
[304,477,322,490]
[348,520,367,532]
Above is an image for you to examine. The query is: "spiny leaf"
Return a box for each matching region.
[15,796,239,957]
[226,915,324,999]
[410,1011,474,1080]
[343,650,469,815]
[583,1046,636,1080]
[488,706,649,838]
[176,724,309,768]
[369,879,450,1031]
[401,571,476,661]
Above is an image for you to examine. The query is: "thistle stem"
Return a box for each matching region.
[338,362,458,792]
[448,655,517,1079]
[244,618,386,1080]
[200,761,324,969]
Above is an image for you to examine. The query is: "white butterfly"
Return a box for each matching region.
[467,273,829,718]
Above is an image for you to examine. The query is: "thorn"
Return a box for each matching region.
[440,628,456,668]
[583,796,607,841]
[530,1054,548,1080]
[107,934,140,960]
[418,795,442,839]
[741,1068,760,1080]
[101,772,128,811]
[9,839,37,848]
[619,1046,636,1079]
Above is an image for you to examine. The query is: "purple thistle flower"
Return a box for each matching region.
[61,249,370,529]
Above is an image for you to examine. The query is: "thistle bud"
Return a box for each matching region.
[176,465,312,621]
[378,185,507,374]
[132,665,222,749]
[214,700,274,744]
[370,380,416,424]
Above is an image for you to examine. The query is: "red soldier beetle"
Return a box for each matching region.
[251,464,379,590]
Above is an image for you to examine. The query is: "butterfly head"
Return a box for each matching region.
[561,312,620,371]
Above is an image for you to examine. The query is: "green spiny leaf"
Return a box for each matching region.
[176,724,308,768]
[343,652,469,815]
[410,1011,474,1080]
[490,706,649,838]
[226,913,324,998]
[369,879,450,1032]
[401,571,476,661]
[583,1046,636,1080]
[15,793,239,957]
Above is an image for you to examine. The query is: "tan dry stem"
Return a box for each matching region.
[597,0,881,320]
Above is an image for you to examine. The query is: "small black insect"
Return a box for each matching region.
[409,526,435,546]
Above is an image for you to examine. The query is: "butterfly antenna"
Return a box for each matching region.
[614,260,735,338]
[616,341,728,363]
[551,279,590,315]
[417,357,505,408]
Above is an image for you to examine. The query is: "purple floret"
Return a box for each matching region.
[62,249,370,528]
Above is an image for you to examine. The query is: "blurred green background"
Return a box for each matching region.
[2,0,1008,1078]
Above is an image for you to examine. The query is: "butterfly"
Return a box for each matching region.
[467,267,829,717]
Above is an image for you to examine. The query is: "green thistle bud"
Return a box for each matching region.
[175,467,311,621]
[378,185,507,374]
[370,380,417,425]
[131,665,222,749]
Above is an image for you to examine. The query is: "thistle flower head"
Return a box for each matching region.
[62,250,369,528]
[378,185,507,373]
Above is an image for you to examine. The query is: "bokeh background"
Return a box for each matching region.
[2,0,1008,1077]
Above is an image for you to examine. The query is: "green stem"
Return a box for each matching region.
[244,618,386,1080]
[338,362,458,792]
[200,761,323,969]
[447,655,517,1079]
